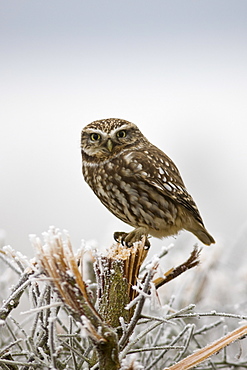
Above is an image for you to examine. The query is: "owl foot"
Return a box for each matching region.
[114,231,128,244]
[114,228,150,249]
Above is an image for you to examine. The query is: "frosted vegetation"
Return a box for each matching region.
[0,227,247,369]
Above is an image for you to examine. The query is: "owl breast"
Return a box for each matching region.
[82,152,185,238]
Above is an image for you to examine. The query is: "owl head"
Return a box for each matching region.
[81,118,147,159]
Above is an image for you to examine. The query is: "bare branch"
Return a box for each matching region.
[153,245,201,289]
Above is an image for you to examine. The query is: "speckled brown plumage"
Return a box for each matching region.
[81,118,215,246]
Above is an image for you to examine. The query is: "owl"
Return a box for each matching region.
[81,118,215,247]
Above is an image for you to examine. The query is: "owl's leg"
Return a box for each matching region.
[114,228,150,248]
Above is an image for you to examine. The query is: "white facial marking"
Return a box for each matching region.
[83,148,131,167]
[109,124,130,137]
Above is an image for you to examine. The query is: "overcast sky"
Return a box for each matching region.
[1,1,247,260]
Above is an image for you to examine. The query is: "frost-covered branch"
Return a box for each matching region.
[119,256,159,350]
[31,227,120,370]
[1,227,247,369]
[0,272,31,320]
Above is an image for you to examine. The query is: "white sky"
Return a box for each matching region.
[1,1,247,258]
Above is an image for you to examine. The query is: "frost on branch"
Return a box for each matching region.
[94,238,148,329]
[1,228,247,369]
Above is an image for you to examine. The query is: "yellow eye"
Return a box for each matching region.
[117,130,127,138]
[90,133,101,141]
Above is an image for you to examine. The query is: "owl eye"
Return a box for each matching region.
[117,130,127,138]
[90,133,101,141]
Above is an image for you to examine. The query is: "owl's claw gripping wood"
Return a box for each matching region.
[114,231,128,245]
[114,228,151,248]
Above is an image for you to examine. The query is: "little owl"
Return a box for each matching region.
[81,118,215,247]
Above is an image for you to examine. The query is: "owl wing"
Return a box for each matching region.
[123,146,205,226]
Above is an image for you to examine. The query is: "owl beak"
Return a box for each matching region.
[106,138,114,152]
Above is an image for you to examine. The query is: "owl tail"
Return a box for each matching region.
[188,226,215,246]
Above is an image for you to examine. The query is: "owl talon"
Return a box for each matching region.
[115,227,150,248]
[125,240,132,248]
[114,231,128,244]
[144,237,151,249]
[124,234,150,248]
[121,238,126,247]
[113,230,150,248]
